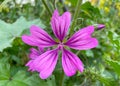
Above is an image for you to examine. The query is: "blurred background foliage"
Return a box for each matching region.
[0,0,120,86]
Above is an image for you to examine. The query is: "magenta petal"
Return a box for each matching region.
[62,48,84,76]
[22,35,37,46]
[52,10,59,18]
[66,38,98,50]
[51,10,71,41]
[32,49,59,79]
[26,60,36,71]
[22,25,57,47]
[39,52,58,79]
[38,47,44,53]
[65,26,98,50]
[29,48,41,59]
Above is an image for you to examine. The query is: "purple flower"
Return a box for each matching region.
[22,10,98,79]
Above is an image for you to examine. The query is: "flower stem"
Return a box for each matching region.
[41,0,52,16]
[53,0,57,9]
[76,50,80,55]
[59,70,65,86]
[70,0,82,36]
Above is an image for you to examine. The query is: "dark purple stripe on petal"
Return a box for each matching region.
[30,48,59,79]
[51,10,71,41]
[67,38,98,50]
[62,48,84,76]
[65,26,94,44]
[22,25,57,48]
[65,26,98,50]
[40,51,58,79]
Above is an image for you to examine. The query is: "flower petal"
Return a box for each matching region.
[29,48,42,59]
[62,48,84,76]
[65,26,98,50]
[32,48,59,79]
[22,35,37,46]
[51,10,71,41]
[22,25,57,47]
[52,10,59,18]
[26,60,35,71]
[38,47,44,53]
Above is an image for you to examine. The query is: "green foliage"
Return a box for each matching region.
[0,0,120,86]
[92,72,116,86]
[0,0,11,12]
[0,17,45,52]
[0,63,10,80]
[80,2,101,19]
[68,0,78,6]
[106,59,120,76]
[0,62,56,86]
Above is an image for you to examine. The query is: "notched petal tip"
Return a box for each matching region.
[21,35,29,43]
[52,9,59,18]
[62,11,71,19]
[62,48,84,76]
[79,65,84,73]
[25,60,36,72]
[39,73,48,79]
[30,25,43,34]
[30,25,37,29]
[92,38,99,48]
[51,10,71,41]
[29,48,40,59]
[86,25,94,33]
[65,25,98,50]
[22,24,57,47]
[21,35,36,46]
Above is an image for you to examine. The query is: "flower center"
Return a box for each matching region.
[58,42,64,50]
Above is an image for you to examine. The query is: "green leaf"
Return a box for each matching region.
[106,59,120,76]
[108,31,113,42]
[97,75,116,86]
[0,63,10,86]
[5,71,29,86]
[0,62,56,86]
[25,74,56,86]
[85,50,94,57]
[0,17,45,52]
[0,80,9,86]
[7,81,28,86]
[0,63,10,80]
[85,68,116,86]
[80,2,101,19]
[68,0,78,6]
[12,71,29,83]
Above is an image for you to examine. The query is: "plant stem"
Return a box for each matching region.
[41,0,52,16]
[76,50,80,55]
[59,70,65,86]
[53,0,57,9]
[70,0,82,36]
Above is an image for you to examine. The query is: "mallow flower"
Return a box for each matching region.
[22,10,98,79]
